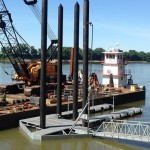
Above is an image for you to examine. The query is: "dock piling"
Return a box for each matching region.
[57,4,63,118]
[82,0,89,127]
[73,2,80,120]
[40,0,48,129]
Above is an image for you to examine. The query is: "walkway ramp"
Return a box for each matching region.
[93,120,150,142]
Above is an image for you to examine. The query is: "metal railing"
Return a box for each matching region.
[68,101,89,135]
[93,120,150,142]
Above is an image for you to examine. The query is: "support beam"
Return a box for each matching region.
[73,2,80,120]
[57,4,63,118]
[82,0,89,127]
[40,0,48,129]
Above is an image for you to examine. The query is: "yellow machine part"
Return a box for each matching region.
[14,60,57,84]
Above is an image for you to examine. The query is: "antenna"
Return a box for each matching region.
[115,42,119,51]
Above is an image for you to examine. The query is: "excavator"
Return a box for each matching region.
[0,0,60,87]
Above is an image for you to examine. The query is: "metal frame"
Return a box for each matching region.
[93,120,150,142]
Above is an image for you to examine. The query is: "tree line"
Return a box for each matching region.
[0,45,150,62]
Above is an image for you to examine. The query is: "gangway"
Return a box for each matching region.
[93,120,150,142]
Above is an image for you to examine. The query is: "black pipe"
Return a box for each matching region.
[57,4,63,118]
[82,0,89,126]
[73,2,80,120]
[40,0,47,129]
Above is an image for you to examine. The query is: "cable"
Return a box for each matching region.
[0,64,10,75]
[29,4,57,41]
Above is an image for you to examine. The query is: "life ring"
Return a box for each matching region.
[107,70,111,74]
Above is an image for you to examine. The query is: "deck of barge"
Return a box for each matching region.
[0,89,145,130]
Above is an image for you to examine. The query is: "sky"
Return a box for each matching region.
[3,0,150,52]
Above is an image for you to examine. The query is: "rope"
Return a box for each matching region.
[0,64,10,76]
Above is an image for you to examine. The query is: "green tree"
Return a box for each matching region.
[62,47,71,60]
[128,50,140,61]
[146,52,150,62]
[78,48,83,60]
[37,48,41,58]
[123,51,129,60]
[138,51,146,61]
[30,46,38,58]
[0,46,8,58]
[92,48,105,60]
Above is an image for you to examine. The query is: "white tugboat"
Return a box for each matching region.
[102,47,132,88]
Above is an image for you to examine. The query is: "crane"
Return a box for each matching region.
[0,0,33,81]
[0,0,58,85]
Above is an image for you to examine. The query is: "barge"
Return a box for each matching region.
[0,47,146,130]
[0,82,145,130]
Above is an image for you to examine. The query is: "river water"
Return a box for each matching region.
[0,62,150,150]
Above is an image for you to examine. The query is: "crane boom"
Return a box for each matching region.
[23,0,58,61]
[0,0,32,79]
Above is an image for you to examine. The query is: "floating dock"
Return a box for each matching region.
[19,107,142,140]
[80,107,142,127]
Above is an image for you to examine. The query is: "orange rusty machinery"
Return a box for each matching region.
[14,60,58,85]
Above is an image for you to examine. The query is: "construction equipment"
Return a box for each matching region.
[0,0,59,86]
[23,0,58,60]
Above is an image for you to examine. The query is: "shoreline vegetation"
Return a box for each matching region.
[0,59,150,64]
[1,46,150,62]
[0,45,150,64]
[63,60,150,64]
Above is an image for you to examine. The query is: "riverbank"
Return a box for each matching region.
[1,59,150,64]
[62,60,150,64]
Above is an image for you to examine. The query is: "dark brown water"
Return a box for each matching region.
[0,63,150,150]
[0,128,148,150]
